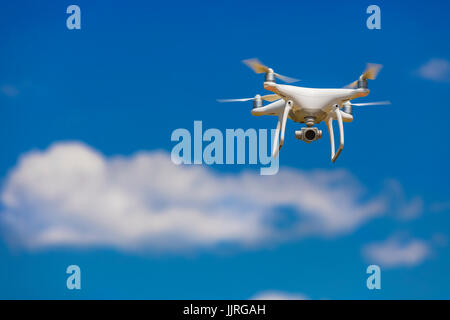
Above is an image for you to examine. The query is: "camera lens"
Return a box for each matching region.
[305,129,316,141]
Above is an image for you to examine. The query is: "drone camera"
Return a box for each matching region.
[295,127,322,143]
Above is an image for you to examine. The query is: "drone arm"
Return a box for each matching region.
[251,99,284,116]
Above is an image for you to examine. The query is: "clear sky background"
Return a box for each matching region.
[0,0,449,299]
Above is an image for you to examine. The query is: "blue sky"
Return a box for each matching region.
[0,0,449,299]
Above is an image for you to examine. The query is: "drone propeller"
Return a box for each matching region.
[242,58,300,83]
[345,63,383,88]
[217,94,280,103]
[349,101,391,106]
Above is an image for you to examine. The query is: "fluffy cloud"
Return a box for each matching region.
[429,201,450,213]
[251,290,309,300]
[363,236,431,268]
[417,58,450,82]
[384,179,423,220]
[1,85,19,97]
[1,142,387,252]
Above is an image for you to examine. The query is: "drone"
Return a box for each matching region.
[218,58,390,162]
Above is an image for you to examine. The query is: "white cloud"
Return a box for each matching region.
[251,290,309,300]
[417,58,450,82]
[429,201,450,213]
[384,179,423,220]
[431,233,448,247]
[1,85,19,97]
[363,235,431,268]
[1,141,388,252]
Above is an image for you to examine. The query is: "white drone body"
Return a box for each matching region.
[218,58,390,162]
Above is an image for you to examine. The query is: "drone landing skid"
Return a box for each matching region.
[327,107,344,162]
[272,101,293,158]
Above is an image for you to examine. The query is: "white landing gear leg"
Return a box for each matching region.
[326,106,345,162]
[272,100,292,158]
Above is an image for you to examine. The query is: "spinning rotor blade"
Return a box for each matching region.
[242,58,269,74]
[217,94,280,103]
[274,73,300,84]
[345,80,359,89]
[262,94,282,102]
[351,101,391,106]
[242,58,299,83]
[217,97,255,102]
[345,63,383,88]
[363,63,383,80]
